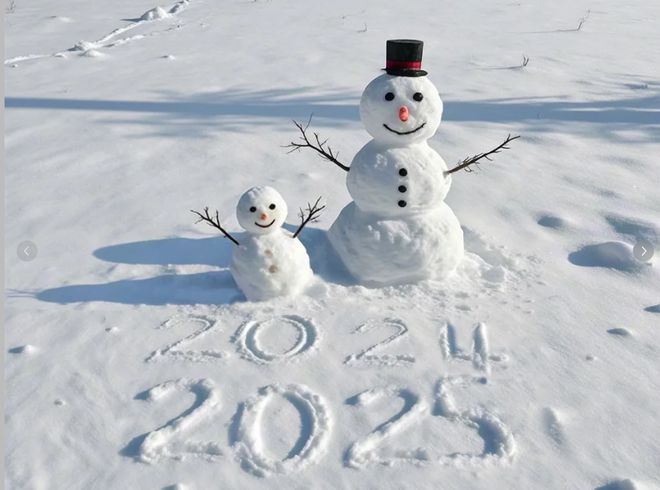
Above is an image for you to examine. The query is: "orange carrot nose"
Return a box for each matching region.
[399,106,409,122]
[260,213,268,221]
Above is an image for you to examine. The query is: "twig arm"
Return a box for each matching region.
[191,207,240,246]
[445,134,520,175]
[292,196,326,239]
[283,116,350,172]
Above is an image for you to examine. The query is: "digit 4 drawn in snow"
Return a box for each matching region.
[439,322,508,374]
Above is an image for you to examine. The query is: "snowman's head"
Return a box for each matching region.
[360,74,443,145]
[236,186,288,235]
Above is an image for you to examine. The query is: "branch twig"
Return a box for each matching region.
[191,207,240,246]
[445,135,520,175]
[283,116,350,172]
[293,197,325,239]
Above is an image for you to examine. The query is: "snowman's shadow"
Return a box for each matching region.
[284,224,355,286]
[34,228,354,306]
[35,236,242,306]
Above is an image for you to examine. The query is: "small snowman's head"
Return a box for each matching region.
[236,186,288,235]
[360,74,443,145]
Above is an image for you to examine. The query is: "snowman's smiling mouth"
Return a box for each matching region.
[383,122,426,135]
[255,219,276,228]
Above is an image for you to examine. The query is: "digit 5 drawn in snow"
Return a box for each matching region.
[146,315,228,363]
[344,318,415,367]
[345,386,429,468]
[233,384,332,477]
[233,315,319,365]
[439,322,508,374]
[134,378,223,464]
[433,376,516,465]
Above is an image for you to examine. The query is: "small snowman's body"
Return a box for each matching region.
[230,186,313,301]
[231,229,312,301]
[328,40,464,286]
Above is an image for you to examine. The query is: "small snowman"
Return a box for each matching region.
[286,39,517,286]
[192,186,324,301]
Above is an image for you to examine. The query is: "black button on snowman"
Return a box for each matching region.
[327,39,464,286]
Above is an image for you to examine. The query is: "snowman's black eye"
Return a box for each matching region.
[384,92,395,101]
[413,92,424,102]
[269,203,276,210]
[249,206,257,213]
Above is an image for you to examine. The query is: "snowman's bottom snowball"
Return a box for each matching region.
[328,202,464,286]
[231,232,313,302]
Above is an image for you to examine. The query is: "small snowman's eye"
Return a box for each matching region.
[413,92,424,102]
[249,206,257,213]
[384,92,395,101]
[269,203,276,210]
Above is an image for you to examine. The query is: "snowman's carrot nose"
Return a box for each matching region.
[399,106,409,122]
[260,213,268,221]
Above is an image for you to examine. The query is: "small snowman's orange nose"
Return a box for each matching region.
[260,213,268,221]
[399,106,409,122]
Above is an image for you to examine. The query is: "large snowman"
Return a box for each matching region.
[327,39,464,286]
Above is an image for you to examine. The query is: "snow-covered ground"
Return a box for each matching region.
[4,0,660,488]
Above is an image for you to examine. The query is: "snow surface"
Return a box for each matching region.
[4,0,660,489]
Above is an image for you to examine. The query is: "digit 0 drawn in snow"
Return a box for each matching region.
[344,318,415,367]
[233,315,319,365]
[146,315,227,363]
[135,378,223,464]
[233,384,332,477]
[5,1,190,65]
[439,322,508,374]
[433,376,516,465]
[345,386,429,468]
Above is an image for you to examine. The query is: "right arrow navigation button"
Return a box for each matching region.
[633,238,655,262]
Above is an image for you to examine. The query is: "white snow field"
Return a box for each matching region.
[4,0,660,488]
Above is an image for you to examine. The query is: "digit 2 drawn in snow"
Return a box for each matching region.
[439,322,508,374]
[344,318,415,367]
[433,376,516,464]
[345,386,429,468]
[135,378,223,464]
[146,315,227,363]
[233,384,332,477]
[233,315,319,364]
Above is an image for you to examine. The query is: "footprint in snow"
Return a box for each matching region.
[541,407,565,446]
[605,214,658,243]
[568,241,643,272]
[595,478,640,490]
[537,214,566,230]
[607,328,633,337]
[8,344,36,355]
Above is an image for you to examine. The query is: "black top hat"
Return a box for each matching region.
[384,39,427,77]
